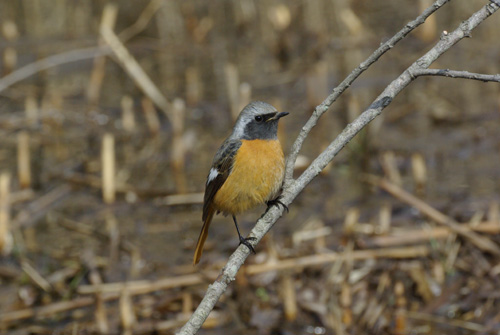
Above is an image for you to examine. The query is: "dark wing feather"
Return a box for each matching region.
[202,140,242,220]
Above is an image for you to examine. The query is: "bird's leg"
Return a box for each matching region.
[232,215,256,254]
[266,196,289,213]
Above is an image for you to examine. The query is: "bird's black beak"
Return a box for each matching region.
[267,111,289,122]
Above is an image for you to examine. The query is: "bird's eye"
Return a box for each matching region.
[255,115,263,122]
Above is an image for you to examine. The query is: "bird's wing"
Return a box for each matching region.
[202,139,242,220]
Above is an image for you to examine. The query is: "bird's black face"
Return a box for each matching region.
[242,112,289,140]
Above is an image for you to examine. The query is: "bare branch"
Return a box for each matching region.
[177,1,499,334]
[0,47,112,94]
[411,68,500,83]
[100,27,172,121]
[283,0,452,183]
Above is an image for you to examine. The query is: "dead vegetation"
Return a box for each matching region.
[0,1,500,334]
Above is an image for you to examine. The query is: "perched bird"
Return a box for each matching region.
[193,101,288,265]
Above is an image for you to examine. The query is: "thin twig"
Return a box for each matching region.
[244,246,430,275]
[407,311,485,332]
[177,2,499,334]
[359,221,500,248]
[0,47,112,93]
[411,68,500,82]
[283,0,452,183]
[0,297,95,323]
[368,176,500,255]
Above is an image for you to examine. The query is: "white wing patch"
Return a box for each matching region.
[207,168,219,185]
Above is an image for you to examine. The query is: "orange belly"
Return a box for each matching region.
[213,139,284,215]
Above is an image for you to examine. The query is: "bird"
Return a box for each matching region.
[193,101,288,265]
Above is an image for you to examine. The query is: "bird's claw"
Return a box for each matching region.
[239,236,257,254]
[266,197,289,213]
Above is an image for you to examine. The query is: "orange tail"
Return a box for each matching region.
[193,207,215,265]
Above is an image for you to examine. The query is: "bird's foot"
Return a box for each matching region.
[239,236,257,254]
[266,197,289,213]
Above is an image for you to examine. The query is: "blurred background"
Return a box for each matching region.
[0,0,499,334]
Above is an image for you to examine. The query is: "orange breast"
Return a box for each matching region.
[213,139,285,215]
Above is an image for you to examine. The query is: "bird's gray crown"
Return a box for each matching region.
[230,101,281,140]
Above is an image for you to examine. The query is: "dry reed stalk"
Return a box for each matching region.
[361,296,386,329]
[380,152,402,186]
[182,292,193,317]
[362,221,500,248]
[416,0,438,42]
[393,281,407,335]
[343,208,360,235]
[340,283,352,327]
[411,153,427,196]
[77,272,217,295]
[24,94,38,127]
[267,4,291,31]
[17,131,31,189]
[378,204,392,234]
[281,273,297,321]
[121,95,136,132]
[3,47,16,74]
[0,173,13,255]
[224,63,240,120]
[101,133,115,204]
[46,266,80,286]
[292,218,331,247]
[100,26,172,121]
[171,98,187,193]
[95,295,109,334]
[328,302,345,335]
[346,93,361,128]
[87,4,118,106]
[120,287,136,335]
[369,176,500,255]
[83,251,110,334]
[118,0,163,42]
[133,311,226,333]
[406,311,485,332]
[431,260,445,285]
[294,225,331,248]
[74,247,424,296]
[0,297,95,323]
[141,97,161,135]
[293,155,311,172]
[444,235,460,272]
[20,260,52,292]
[407,263,434,302]
[2,20,19,74]
[185,67,201,106]
[244,245,430,275]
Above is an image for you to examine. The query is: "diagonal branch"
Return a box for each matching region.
[177,1,499,334]
[283,0,452,184]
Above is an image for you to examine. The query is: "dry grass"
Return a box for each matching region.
[0,1,499,334]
